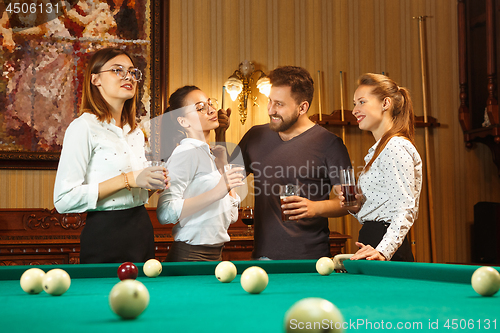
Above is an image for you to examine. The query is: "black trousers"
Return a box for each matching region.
[165,241,223,262]
[80,205,155,264]
[358,221,414,262]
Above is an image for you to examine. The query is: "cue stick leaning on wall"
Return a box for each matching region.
[317,71,323,122]
[339,71,351,251]
[415,15,437,263]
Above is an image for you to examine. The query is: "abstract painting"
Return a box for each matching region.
[0,0,167,169]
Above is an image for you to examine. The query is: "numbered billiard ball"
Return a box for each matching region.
[109,280,150,319]
[42,269,71,296]
[316,257,335,276]
[240,266,268,294]
[215,261,237,283]
[20,268,45,294]
[471,266,500,296]
[143,259,162,278]
[117,262,138,280]
[284,297,344,333]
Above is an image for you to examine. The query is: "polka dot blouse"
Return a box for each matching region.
[354,136,423,260]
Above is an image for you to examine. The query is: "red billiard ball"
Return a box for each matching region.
[117,262,138,281]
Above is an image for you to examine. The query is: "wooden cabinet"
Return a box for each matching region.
[0,208,349,265]
[458,0,500,174]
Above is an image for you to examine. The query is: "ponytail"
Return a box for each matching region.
[359,74,415,172]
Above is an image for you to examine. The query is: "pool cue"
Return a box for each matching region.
[383,72,417,259]
[416,15,437,263]
[339,71,351,250]
[340,71,346,142]
[387,67,415,258]
[317,71,323,122]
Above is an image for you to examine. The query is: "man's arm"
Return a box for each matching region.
[281,185,350,219]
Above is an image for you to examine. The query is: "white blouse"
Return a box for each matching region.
[54,113,148,213]
[156,138,240,246]
[354,136,423,260]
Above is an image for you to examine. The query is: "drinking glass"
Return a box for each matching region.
[279,184,300,221]
[340,167,357,207]
[144,161,165,173]
[224,164,246,176]
[241,206,254,233]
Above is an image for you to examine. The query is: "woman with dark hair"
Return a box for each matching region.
[157,86,244,262]
[54,47,169,264]
[341,73,422,262]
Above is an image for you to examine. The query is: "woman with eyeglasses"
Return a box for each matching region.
[156,86,245,261]
[54,47,170,264]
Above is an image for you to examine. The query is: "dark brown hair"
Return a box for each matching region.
[160,85,201,160]
[358,73,415,171]
[268,66,314,107]
[80,47,139,132]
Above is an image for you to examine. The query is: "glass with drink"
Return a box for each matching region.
[241,206,254,233]
[340,167,357,207]
[224,164,246,177]
[144,160,165,173]
[279,184,300,221]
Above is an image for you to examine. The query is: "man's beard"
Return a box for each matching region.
[269,110,300,132]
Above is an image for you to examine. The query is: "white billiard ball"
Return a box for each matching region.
[20,268,45,294]
[471,266,500,297]
[215,261,237,283]
[316,257,335,276]
[42,269,71,296]
[109,280,150,319]
[284,297,344,333]
[240,266,268,294]
[143,259,162,278]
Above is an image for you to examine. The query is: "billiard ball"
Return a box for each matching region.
[143,259,162,278]
[332,254,354,272]
[316,257,335,276]
[20,268,45,294]
[109,280,150,319]
[471,266,500,297]
[117,262,138,280]
[42,269,71,296]
[215,261,237,283]
[240,266,268,294]
[284,297,344,333]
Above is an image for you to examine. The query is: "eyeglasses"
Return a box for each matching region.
[194,98,218,114]
[97,66,142,82]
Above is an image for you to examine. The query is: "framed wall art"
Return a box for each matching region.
[0,0,168,169]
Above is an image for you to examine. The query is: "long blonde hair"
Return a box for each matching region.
[358,73,415,171]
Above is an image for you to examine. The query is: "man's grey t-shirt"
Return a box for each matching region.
[232,124,351,260]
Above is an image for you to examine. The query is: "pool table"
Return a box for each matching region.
[0,260,499,332]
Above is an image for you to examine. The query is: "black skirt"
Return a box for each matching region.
[80,205,155,264]
[358,221,414,262]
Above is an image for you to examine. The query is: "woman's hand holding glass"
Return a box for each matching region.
[217,166,245,199]
[130,163,170,191]
[338,185,365,214]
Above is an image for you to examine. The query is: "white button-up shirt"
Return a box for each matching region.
[157,138,240,246]
[54,113,148,213]
[354,136,423,260]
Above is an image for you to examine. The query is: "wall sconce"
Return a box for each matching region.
[224,60,271,124]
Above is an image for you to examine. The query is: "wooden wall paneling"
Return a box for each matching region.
[3,0,500,264]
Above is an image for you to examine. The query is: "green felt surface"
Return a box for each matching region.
[1,260,499,332]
